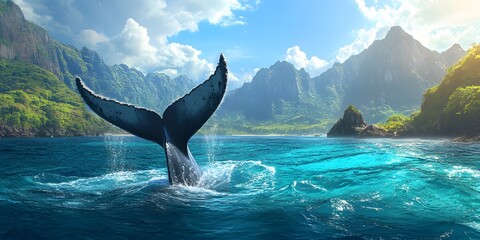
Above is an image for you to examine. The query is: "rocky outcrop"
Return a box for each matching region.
[327,106,367,137]
[452,126,480,142]
[359,125,390,138]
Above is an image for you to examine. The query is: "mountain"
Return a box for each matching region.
[412,44,480,135]
[219,26,466,128]
[0,59,110,137]
[313,26,466,122]
[220,61,324,122]
[0,1,195,114]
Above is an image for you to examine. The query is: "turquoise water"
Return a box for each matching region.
[0,136,479,239]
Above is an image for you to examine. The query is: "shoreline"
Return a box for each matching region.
[1,132,478,142]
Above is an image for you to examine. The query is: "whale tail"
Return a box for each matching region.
[76,54,228,185]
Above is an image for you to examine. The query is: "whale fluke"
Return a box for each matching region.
[76,54,228,185]
[163,54,227,152]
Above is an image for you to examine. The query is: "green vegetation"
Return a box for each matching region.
[0,1,8,15]
[376,44,480,136]
[412,44,480,134]
[443,86,480,132]
[0,59,111,136]
[198,114,334,135]
[346,105,360,114]
[378,114,411,132]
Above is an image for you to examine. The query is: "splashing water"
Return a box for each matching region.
[0,136,479,239]
[204,122,219,162]
[104,135,128,171]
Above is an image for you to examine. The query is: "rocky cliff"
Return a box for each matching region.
[219,26,466,126]
[0,1,195,114]
[220,61,323,122]
[327,106,367,137]
[314,26,466,123]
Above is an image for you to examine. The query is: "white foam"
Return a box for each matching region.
[331,198,354,212]
[445,166,480,178]
[34,169,167,194]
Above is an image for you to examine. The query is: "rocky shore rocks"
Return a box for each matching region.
[327,106,395,138]
[359,125,389,138]
[327,106,367,137]
[327,106,480,141]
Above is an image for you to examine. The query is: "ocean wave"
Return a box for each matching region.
[445,166,480,178]
[27,169,166,196]
[22,159,276,201]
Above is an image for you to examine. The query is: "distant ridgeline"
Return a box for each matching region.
[331,44,480,140]
[0,1,196,136]
[0,1,470,135]
[218,26,466,134]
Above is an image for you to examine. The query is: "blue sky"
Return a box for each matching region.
[13,0,480,89]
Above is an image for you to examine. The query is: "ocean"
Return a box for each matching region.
[0,136,479,239]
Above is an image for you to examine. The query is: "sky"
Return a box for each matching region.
[13,0,480,89]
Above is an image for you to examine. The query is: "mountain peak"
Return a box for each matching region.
[445,43,464,52]
[384,26,410,40]
[271,60,295,70]
[442,43,467,66]
[0,1,25,20]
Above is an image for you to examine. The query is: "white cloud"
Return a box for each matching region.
[286,46,329,77]
[77,29,108,49]
[141,0,250,38]
[87,18,215,81]
[336,0,480,62]
[14,0,256,82]
[94,0,255,81]
[336,28,378,62]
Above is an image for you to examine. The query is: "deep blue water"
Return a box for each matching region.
[0,136,479,239]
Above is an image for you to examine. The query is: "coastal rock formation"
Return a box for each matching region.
[359,125,389,138]
[453,127,480,142]
[327,106,367,137]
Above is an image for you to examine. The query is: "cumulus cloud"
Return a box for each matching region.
[286,46,329,77]
[86,18,215,81]
[336,0,480,62]
[14,0,257,82]
[77,29,108,49]
[144,0,247,35]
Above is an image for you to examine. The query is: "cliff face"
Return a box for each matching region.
[0,1,61,76]
[219,26,466,125]
[220,61,321,122]
[0,1,195,114]
[314,26,466,122]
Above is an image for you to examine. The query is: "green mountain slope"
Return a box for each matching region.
[413,44,480,134]
[0,59,110,137]
[220,61,328,122]
[219,26,466,134]
[313,26,466,123]
[0,1,195,114]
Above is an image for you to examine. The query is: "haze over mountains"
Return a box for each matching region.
[0,1,468,135]
[220,26,466,123]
